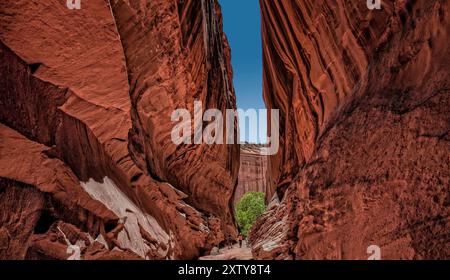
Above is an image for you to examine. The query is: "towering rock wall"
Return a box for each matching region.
[261,0,398,199]
[0,0,238,260]
[252,0,449,259]
[234,145,269,206]
[110,0,239,233]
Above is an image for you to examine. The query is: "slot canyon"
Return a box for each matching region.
[0,0,448,260]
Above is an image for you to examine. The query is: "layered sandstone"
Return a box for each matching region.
[0,0,238,260]
[252,0,449,259]
[233,145,269,206]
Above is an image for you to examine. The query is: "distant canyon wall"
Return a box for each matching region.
[0,0,239,260]
[252,0,449,259]
[233,145,269,206]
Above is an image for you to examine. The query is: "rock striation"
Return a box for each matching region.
[0,0,238,260]
[233,144,269,206]
[251,0,449,259]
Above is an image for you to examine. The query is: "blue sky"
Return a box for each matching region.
[219,0,267,144]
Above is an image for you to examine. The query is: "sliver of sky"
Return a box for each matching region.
[219,0,267,144]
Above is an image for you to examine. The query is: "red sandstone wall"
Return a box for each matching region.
[234,145,268,206]
[251,0,449,260]
[0,0,239,260]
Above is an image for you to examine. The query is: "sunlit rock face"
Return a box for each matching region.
[109,0,239,236]
[233,145,269,206]
[251,0,450,259]
[0,0,239,260]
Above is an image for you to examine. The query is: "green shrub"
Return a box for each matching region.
[235,192,266,237]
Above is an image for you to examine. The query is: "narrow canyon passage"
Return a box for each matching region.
[217,0,450,260]
[200,144,268,260]
[0,0,448,261]
[218,0,272,204]
[213,0,271,259]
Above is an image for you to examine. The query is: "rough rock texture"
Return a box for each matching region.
[110,0,239,233]
[251,0,449,259]
[233,145,269,206]
[0,0,238,260]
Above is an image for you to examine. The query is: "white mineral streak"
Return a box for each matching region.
[81,177,170,258]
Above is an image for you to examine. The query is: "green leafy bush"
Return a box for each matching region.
[235,192,266,237]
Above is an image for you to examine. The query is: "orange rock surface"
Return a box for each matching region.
[0,0,238,260]
[1,0,448,261]
[251,0,449,259]
[233,145,269,206]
